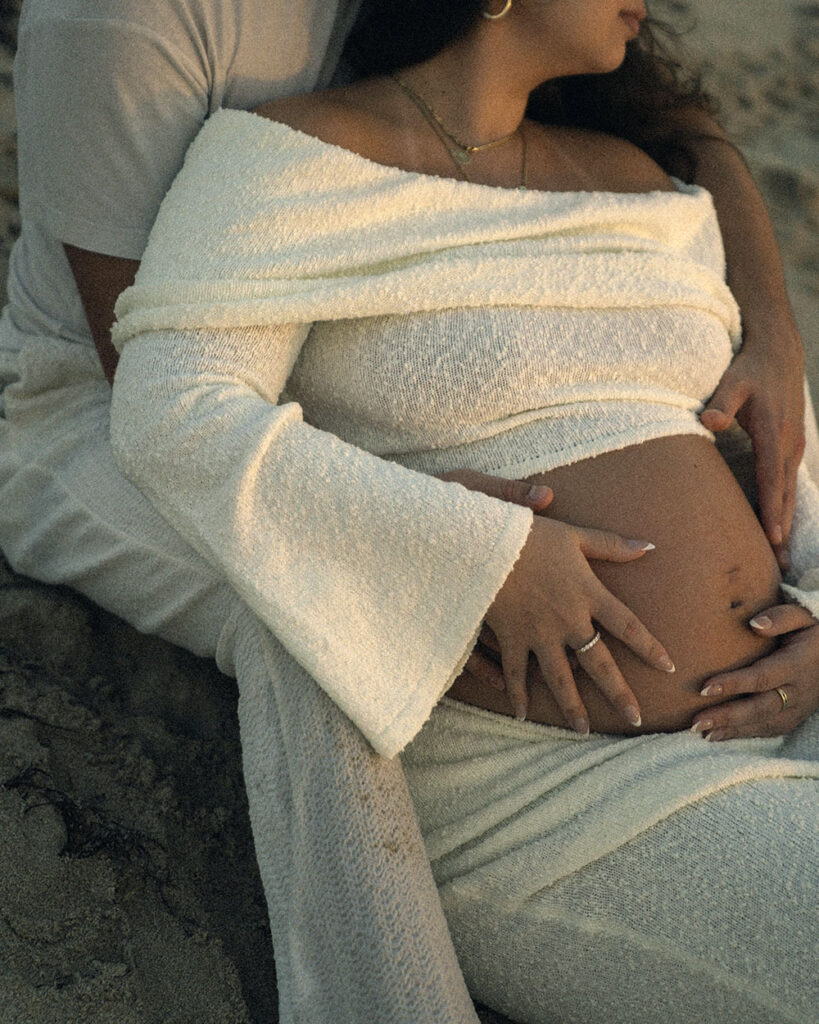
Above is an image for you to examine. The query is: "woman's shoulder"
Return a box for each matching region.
[252,87,397,164]
[526,123,676,195]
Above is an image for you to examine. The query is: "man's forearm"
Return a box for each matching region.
[679,111,795,326]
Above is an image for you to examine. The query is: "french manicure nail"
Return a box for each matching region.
[572,717,590,736]
[700,683,723,697]
[657,655,675,673]
[749,615,773,630]
[624,705,641,727]
[527,485,551,502]
[691,719,713,734]
[628,540,655,552]
[706,730,726,742]
[514,704,527,722]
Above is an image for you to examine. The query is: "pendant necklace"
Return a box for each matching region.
[391,73,528,188]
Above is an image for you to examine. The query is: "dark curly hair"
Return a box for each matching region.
[343,0,720,181]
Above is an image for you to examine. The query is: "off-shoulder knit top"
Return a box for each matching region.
[117,111,741,482]
[290,300,732,479]
[113,111,819,760]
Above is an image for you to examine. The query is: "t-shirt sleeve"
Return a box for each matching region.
[15,7,210,258]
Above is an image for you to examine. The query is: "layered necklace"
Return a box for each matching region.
[391,73,528,189]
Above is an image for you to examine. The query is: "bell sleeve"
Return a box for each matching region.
[109,322,533,757]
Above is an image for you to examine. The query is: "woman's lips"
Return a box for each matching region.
[620,10,644,36]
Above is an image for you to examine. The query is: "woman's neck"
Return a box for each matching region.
[395,29,539,147]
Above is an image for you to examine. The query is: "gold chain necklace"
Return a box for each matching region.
[391,73,528,189]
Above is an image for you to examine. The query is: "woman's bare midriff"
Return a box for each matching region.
[447,434,782,734]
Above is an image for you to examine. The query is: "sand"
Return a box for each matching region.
[0,3,815,1022]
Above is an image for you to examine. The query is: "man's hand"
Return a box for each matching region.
[701,311,805,571]
[678,118,807,572]
[435,468,554,512]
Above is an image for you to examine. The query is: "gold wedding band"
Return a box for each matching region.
[775,686,789,711]
[573,630,601,655]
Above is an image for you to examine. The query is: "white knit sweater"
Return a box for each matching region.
[110,109,819,755]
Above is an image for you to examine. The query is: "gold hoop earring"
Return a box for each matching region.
[482,0,512,21]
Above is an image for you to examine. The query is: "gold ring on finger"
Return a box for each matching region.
[775,686,789,711]
[573,630,601,655]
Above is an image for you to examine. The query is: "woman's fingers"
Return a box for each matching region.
[692,687,799,741]
[693,610,819,740]
[576,527,674,678]
[750,415,798,567]
[751,415,804,562]
[487,517,670,729]
[701,337,805,559]
[533,644,589,734]
[779,457,800,559]
[748,602,816,636]
[593,588,675,674]
[700,646,790,700]
[499,644,530,721]
[768,457,799,573]
[753,431,786,551]
[700,604,815,699]
[700,376,747,433]
[568,632,641,727]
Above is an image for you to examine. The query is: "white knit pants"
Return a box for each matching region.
[403,699,818,1024]
[1,340,817,1024]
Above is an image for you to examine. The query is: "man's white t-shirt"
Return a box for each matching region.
[0,0,357,359]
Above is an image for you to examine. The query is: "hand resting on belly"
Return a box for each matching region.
[447,435,782,734]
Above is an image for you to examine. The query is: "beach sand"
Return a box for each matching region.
[0,3,815,1022]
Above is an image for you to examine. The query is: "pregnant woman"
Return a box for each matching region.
[2,0,817,1021]
[105,0,819,1020]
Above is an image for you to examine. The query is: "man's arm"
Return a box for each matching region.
[63,246,139,384]
[684,119,795,324]
[678,109,806,567]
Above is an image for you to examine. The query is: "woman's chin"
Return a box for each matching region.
[573,48,629,79]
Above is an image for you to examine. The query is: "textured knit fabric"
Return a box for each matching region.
[110,323,532,758]
[293,305,730,479]
[113,111,741,341]
[227,610,480,1024]
[403,699,818,1024]
[2,12,815,1024]
[111,108,819,625]
[112,111,741,483]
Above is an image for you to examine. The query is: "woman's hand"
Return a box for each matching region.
[484,517,674,733]
[437,468,674,731]
[692,603,819,740]
[701,311,805,571]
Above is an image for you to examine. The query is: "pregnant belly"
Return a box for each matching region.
[447,434,782,734]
